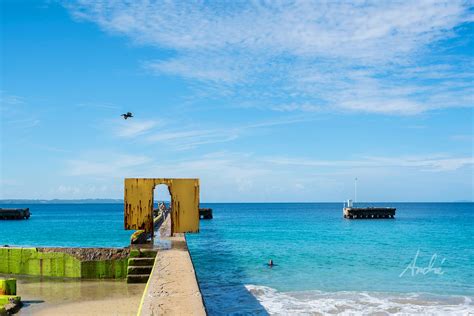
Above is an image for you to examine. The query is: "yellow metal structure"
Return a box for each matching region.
[124,178,200,235]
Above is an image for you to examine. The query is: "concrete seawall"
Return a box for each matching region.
[0,247,129,279]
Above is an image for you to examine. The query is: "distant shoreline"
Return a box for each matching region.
[0,199,124,204]
[0,199,472,204]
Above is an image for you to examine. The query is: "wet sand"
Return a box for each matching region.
[2,275,145,315]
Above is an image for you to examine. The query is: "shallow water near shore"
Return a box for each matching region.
[186,202,474,314]
[1,202,473,314]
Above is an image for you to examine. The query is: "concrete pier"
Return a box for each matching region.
[0,208,30,220]
[343,207,396,219]
[137,215,206,315]
[199,208,213,219]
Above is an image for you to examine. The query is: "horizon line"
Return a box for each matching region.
[0,199,472,204]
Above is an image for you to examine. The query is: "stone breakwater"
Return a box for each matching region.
[0,247,129,279]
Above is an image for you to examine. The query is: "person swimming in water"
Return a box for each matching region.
[268,259,274,267]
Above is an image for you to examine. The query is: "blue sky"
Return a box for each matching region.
[1,0,473,202]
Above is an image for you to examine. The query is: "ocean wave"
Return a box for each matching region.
[245,285,474,315]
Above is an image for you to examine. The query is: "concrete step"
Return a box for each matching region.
[128,257,155,266]
[138,249,158,258]
[126,274,150,284]
[128,265,153,275]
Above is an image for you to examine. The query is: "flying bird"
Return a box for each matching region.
[121,112,133,120]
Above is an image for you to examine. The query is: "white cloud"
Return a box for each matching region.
[76,102,118,110]
[418,157,473,171]
[146,129,239,150]
[143,116,310,150]
[68,1,470,59]
[0,92,41,130]
[4,118,41,128]
[451,134,474,141]
[66,1,473,115]
[34,144,71,153]
[145,52,251,84]
[0,92,25,107]
[270,103,321,113]
[56,184,81,195]
[115,119,158,138]
[339,99,425,115]
[265,155,474,172]
[57,150,473,201]
[65,152,152,177]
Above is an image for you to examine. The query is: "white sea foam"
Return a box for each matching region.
[245,285,474,315]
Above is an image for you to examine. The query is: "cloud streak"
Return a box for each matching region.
[112,115,312,150]
[67,1,473,115]
[65,152,152,177]
[60,151,473,201]
[265,155,474,172]
[68,1,471,58]
[0,92,41,130]
[114,119,158,138]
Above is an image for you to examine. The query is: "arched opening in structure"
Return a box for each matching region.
[153,184,172,240]
[154,184,171,211]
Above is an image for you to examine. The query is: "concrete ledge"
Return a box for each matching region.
[0,247,128,279]
[138,234,206,316]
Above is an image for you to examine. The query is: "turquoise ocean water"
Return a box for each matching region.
[1,202,473,314]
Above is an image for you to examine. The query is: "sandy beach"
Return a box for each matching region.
[7,275,145,315]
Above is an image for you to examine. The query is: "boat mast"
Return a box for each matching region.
[354,177,358,203]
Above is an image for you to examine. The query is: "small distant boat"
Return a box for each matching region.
[0,208,31,220]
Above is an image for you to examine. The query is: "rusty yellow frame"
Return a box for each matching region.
[124,178,200,235]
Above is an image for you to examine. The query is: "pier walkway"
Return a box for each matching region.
[0,208,30,220]
[137,215,206,315]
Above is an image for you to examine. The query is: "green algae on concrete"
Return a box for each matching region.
[0,295,20,306]
[0,247,128,279]
[0,279,21,315]
[81,259,128,279]
[0,248,81,278]
[129,248,141,258]
[0,279,16,295]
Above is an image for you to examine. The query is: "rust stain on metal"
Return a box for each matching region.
[124,178,200,234]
